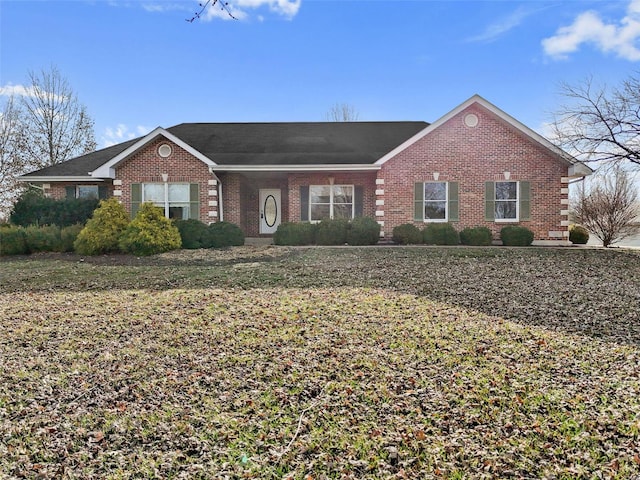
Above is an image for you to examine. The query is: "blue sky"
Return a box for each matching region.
[1,0,638,149]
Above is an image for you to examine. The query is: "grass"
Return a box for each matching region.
[0,246,639,479]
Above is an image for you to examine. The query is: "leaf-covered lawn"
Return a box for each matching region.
[1,247,639,479]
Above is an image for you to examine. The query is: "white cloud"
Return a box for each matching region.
[542,0,640,61]
[202,0,301,21]
[466,6,536,43]
[101,124,151,147]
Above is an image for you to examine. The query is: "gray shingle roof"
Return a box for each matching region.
[22,121,428,178]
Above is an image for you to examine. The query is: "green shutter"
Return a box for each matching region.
[98,186,108,200]
[300,186,309,221]
[354,186,363,217]
[448,181,459,222]
[519,181,531,221]
[414,182,424,221]
[485,182,495,221]
[189,183,200,220]
[131,183,142,218]
[65,186,75,199]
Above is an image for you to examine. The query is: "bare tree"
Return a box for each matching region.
[19,66,96,168]
[0,96,27,220]
[325,103,360,122]
[550,75,640,168]
[573,167,639,247]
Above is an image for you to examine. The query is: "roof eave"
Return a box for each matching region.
[212,164,381,172]
[17,176,105,183]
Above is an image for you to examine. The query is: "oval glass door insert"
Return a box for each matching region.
[264,194,278,227]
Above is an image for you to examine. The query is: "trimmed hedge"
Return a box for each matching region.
[315,218,349,246]
[74,198,130,255]
[346,217,380,246]
[10,189,98,227]
[423,223,459,245]
[569,224,589,245]
[119,203,182,256]
[500,225,534,246]
[459,226,493,246]
[174,219,209,249]
[273,222,316,246]
[202,221,245,248]
[0,225,27,256]
[392,223,423,245]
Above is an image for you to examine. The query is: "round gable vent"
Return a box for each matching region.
[464,113,479,128]
[158,144,172,158]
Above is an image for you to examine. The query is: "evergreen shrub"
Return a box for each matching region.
[423,223,459,245]
[273,222,316,246]
[392,223,423,245]
[459,226,493,246]
[347,217,380,246]
[315,218,349,245]
[174,219,209,249]
[119,203,182,256]
[10,189,98,227]
[569,224,589,244]
[60,224,84,252]
[0,226,27,256]
[24,225,63,253]
[74,198,130,255]
[202,221,245,248]
[500,225,534,246]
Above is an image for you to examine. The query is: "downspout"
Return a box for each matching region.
[218,180,224,222]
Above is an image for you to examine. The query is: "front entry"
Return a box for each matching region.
[259,189,281,234]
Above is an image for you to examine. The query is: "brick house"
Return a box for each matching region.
[19,95,591,244]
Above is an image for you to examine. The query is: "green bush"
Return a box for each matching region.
[10,189,98,227]
[569,224,589,245]
[392,223,423,245]
[24,225,63,253]
[75,198,130,255]
[315,218,349,245]
[201,221,245,249]
[60,224,84,252]
[347,217,380,246]
[119,202,182,256]
[459,226,493,246]
[423,223,459,245]
[500,225,534,246]
[174,219,209,249]
[0,226,27,256]
[273,222,316,246]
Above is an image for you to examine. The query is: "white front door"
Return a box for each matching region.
[259,189,281,234]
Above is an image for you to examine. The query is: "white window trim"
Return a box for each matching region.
[422,181,448,223]
[494,181,519,223]
[142,182,190,219]
[309,184,355,222]
[76,185,100,199]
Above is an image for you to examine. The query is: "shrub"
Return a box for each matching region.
[74,198,130,255]
[392,223,423,245]
[175,219,209,249]
[423,223,459,245]
[569,224,590,245]
[500,225,534,246]
[119,203,182,256]
[315,218,349,245]
[10,189,98,227]
[60,224,84,252]
[459,226,493,246]
[24,225,63,253]
[201,221,245,249]
[0,226,27,256]
[347,217,380,246]
[273,222,316,246]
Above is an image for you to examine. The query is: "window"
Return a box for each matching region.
[495,181,518,220]
[414,181,458,222]
[485,181,530,222]
[65,185,107,200]
[131,183,199,220]
[309,185,354,221]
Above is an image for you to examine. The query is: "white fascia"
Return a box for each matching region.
[90,127,216,179]
[374,94,588,169]
[17,176,102,183]
[212,164,381,172]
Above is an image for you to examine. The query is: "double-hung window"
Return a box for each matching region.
[485,181,530,222]
[414,181,458,222]
[309,185,354,221]
[65,185,107,200]
[131,183,199,220]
